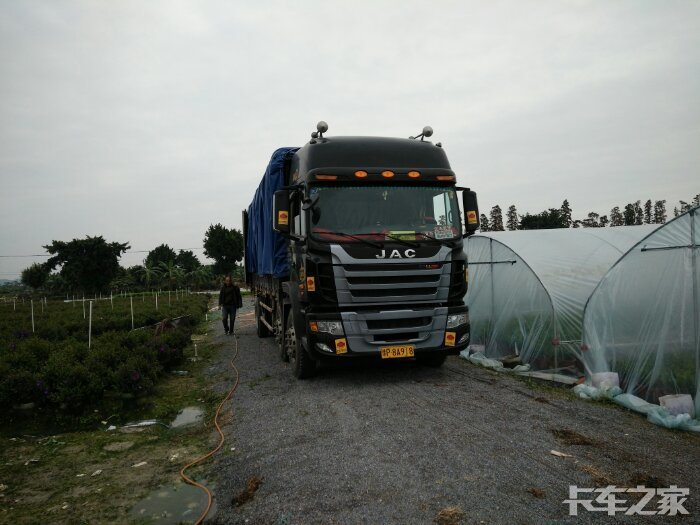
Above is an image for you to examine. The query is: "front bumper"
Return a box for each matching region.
[304,305,470,360]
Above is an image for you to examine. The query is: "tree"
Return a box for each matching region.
[643,200,652,224]
[693,194,700,208]
[479,214,490,232]
[44,236,129,294]
[158,261,184,290]
[145,244,177,268]
[633,200,643,225]
[506,205,518,231]
[599,215,609,228]
[581,212,600,228]
[679,200,691,214]
[175,250,201,273]
[21,262,49,290]
[489,205,504,232]
[138,261,161,289]
[653,200,667,224]
[610,206,624,227]
[560,199,573,228]
[519,209,566,230]
[623,203,636,226]
[187,265,214,291]
[203,223,244,275]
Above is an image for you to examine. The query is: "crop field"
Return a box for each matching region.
[0,293,209,426]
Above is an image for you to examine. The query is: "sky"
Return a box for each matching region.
[1,0,698,279]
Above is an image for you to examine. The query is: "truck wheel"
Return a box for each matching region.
[276,303,288,362]
[255,297,272,338]
[417,353,447,367]
[286,310,315,379]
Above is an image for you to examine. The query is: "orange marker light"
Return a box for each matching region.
[408,171,421,178]
[309,321,318,332]
[355,170,368,178]
[381,170,395,178]
[316,175,337,180]
[437,175,455,181]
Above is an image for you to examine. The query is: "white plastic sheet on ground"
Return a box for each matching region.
[582,207,700,418]
[465,226,657,376]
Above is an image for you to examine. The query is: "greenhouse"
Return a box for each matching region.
[582,207,700,418]
[464,225,657,377]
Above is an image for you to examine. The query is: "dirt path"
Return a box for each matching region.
[204,297,699,524]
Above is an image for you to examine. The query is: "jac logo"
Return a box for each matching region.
[375,248,416,259]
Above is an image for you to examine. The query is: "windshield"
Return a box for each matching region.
[309,185,461,242]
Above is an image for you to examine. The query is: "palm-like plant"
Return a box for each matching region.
[158,261,184,290]
[187,265,214,291]
[138,262,162,290]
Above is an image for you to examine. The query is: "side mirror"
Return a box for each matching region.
[462,190,479,236]
[273,190,290,234]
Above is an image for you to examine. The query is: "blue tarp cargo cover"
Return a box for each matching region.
[246,147,299,278]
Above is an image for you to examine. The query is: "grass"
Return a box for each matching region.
[0,314,227,525]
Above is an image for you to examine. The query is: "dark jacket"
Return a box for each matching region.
[219,283,242,308]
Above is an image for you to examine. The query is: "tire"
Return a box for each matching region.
[255,297,272,338]
[286,310,315,379]
[276,302,288,362]
[417,353,447,367]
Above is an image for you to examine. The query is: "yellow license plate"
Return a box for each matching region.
[380,345,415,359]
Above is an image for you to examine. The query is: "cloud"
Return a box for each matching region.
[1,0,698,277]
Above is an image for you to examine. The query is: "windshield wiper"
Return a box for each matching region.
[314,230,384,249]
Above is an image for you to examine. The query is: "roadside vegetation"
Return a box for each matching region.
[0,294,209,428]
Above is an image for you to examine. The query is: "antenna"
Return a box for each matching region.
[410,126,433,141]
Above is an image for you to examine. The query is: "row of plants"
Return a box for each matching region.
[0,294,209,423]
[0,294,206,344]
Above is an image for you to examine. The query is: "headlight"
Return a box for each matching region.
[446,313,468,328]
[316,320,344,335]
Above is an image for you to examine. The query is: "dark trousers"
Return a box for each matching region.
[222,305,237,333]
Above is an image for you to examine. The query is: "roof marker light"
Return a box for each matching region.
[381,170,395,178]
[316,175,337,180]
[355,170,368,178]
[436,175,455,181]
[408,171,421,178]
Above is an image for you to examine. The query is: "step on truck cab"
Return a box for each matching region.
[243,122,479,378]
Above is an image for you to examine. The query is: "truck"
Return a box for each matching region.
[243,122,480,378]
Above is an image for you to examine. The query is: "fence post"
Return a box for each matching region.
[82,296,86,319]
[155,292,158,311]
[31,300,35,333]
[130,296,134,330]
[88,301,93,349]
[110,292,113,309]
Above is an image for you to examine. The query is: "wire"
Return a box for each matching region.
[179,317,254,525]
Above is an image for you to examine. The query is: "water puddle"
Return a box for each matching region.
[129,479,215,524]
[170,406,204,429]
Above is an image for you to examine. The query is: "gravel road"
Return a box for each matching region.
[205,298,699,525]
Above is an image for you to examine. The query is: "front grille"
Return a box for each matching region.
[374,332,419,342]
[351,287,438,298]
[346,274,440,285]
[343,263,442,272]
[366,317,431,330]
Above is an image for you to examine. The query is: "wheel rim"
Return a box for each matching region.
[286,324,297,364]
[275,306,283,345]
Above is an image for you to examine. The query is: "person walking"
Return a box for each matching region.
[219,275,242,335]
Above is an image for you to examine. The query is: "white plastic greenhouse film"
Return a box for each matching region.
[466,226,657,375]
[582,209,699,417]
